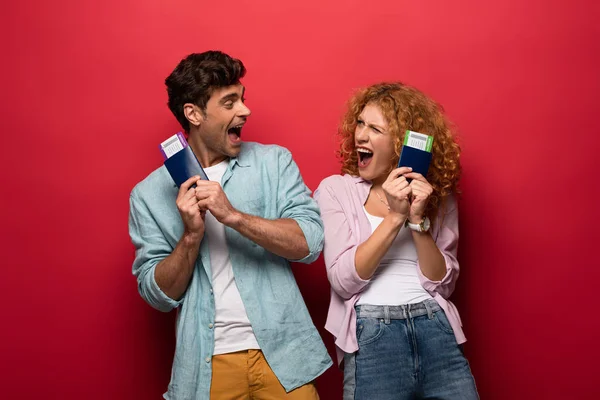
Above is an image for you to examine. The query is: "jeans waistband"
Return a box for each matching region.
[355,299,441,321]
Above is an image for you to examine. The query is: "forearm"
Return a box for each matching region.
[355,213,405,279]
[227,211,309,260]
[154,232,202,300]
[412,231,446,281]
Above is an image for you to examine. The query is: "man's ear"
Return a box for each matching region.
[183,103,203,128]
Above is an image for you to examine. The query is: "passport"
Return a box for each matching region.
[159,132,208,187]
[397,130,433,179]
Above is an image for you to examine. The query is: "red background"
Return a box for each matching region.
[1,0,599,398]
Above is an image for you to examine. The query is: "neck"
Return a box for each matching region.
[370,176,386,189]
[187,131,228,168]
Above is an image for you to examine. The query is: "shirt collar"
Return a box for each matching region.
[230,143,251,168]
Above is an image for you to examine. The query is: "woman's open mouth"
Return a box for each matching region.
[357,147,373,168]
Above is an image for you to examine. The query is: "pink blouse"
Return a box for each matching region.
[314,174,466,364]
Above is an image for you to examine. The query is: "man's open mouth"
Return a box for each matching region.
[228,125,243,137]
[228,124,244,143]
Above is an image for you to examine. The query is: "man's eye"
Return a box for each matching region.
[357,119,364,126]
[224,102,234,108]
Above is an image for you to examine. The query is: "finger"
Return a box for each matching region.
[181,198,201,214]
[388,183,412,200]
[391,175,409,188]
[410,180,433,196]
[404,172,428,183]
[384,173,406,188]
[194,181,221,198]
[178,175,201,198]
[196,199,210,210]
[398,186,412,200]
[409,180,426,192]
[177,191,198,210]
[181,186,198,202]
[386,177,409,193]
[195,189,212,201]
[194,180,219,189]
[386,167,413,182]
[410,189,427,200]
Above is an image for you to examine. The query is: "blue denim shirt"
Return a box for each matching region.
[128,142,332,399]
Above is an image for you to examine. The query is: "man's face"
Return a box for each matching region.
[197,83,251,161]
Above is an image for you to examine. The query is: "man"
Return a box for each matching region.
[128,51,332,399]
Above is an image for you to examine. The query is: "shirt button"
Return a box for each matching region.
[210,288,213,294]
[208,323,214,329]
[205,357,211,363]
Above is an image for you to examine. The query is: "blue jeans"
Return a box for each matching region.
[343,299,479,400]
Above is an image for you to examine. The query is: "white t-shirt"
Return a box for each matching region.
[203,160,260,355]
[356,207,433,306]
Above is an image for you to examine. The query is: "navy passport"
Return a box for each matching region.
[397,130,434,178]
[160,132,208,187]
[398,145,432,177]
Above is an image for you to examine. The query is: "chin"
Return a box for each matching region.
[358,170,374,181]
[359,166,388,183]
[227,146,242,158]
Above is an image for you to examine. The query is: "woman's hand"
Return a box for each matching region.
[404,172,433,223]
[381,167,413,219]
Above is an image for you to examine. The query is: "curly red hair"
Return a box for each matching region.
[338,82,461,221]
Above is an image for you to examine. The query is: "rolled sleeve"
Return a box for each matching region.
[416,195,460,299]
[275,148,324,264]
[314,181,370,299]
[129,191,182,312]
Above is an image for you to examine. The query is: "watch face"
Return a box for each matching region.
[422,217,431,231]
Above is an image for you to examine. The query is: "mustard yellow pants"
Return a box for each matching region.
[210,350,320,400]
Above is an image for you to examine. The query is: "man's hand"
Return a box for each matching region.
[195,181,241,227]
[176,176,206,240]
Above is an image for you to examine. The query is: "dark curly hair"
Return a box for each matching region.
[338,82,461,222]
[165,51,246,132]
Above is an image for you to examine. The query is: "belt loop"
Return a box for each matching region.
[400,305,407,320]
[383,306,391,325]
[407,303,413,320]
[425,300,433,320]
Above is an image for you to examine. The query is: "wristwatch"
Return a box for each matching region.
[406,216,431,233]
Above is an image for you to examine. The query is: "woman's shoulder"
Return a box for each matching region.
[317,174,363,191]
[315,174,367,208]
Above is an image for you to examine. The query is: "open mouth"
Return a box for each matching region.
[357,147,373,168]
[227,124,244,143]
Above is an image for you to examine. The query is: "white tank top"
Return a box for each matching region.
[356,207,433,306]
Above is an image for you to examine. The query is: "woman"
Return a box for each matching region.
[314,82,478,399]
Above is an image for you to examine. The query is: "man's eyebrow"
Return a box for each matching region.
[219,92,240,103]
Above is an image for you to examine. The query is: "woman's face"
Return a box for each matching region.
[354,103,396,184]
